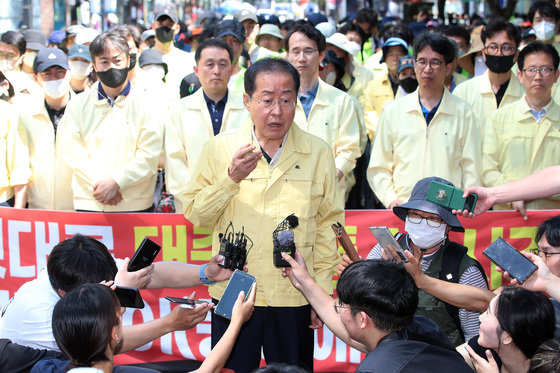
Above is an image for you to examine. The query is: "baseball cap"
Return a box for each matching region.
[380,37,409,63]
[306,13,328,27]
[48,30,66,45]
[139,49,168,73]
[141,29,156,42]
[22,29,47,51]
[397,55,415,74]
[68,44,92,62]
[235,9,258,24]
[315,22,336,38]
[155,8,179,24]
[214,19,245,43]
[75,28,99,45]
[33,47,69,73]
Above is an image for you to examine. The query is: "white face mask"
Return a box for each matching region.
[68,60,91,78]
[325,71,337,85]
[142,65,165,82]
[534,21,556,41]
[0,56,22,72]
[405,216,447,250]
[474,55,487,76]
[43,78,70,99]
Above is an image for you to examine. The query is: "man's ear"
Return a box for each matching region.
[243,93,250,109]
[358,310,370,329]
[56,289,66,298]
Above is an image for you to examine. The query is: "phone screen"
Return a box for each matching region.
[483,237,537,284]
[464,193,477,212]
[128,237,161,272]
[115,286,144,309]
[214,270,255,320]
[369,227,408,262]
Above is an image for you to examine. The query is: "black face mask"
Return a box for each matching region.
[399,77,418,93]
[156,26,174,43]
[97,67,129,88]
[484,54,516,74]
[129,53,137,70]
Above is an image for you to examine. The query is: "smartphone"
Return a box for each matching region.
[369,226,408,262]
[128,237,161,272]
[426,180,478,212]
[214,270,256,320]
[164,296,207,309]
[115,286,145,309]
[483,237,537,284]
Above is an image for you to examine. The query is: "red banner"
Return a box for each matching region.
[0,207,558,371]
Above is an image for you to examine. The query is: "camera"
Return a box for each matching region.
[273,214,299,267]
[218,222,252,271]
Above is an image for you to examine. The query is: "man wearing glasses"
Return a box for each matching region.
[182,58,343,372]
[368,32,481,210]
[363,177,487,346]
[454,19,524,139]
[482,41,560,213]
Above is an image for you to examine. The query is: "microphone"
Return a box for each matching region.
[273,214,298,267]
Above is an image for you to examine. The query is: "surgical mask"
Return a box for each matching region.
[156,26,174,43]
[535,21,556,41]
[484,54,516,74]
[399,77,418,93]
[68,60,91,78]
[129,53,137,70]
[324,71,337,85]
[474,55,487,76]
[405,216,447,250]
[97,67,129,88]
[43,78,70,98]
[143,64,166,81]
[22,51,38,68]
[0,56,22,72]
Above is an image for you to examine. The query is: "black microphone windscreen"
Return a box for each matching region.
[286,214,299,228]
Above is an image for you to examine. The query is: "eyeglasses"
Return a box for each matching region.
[0,53,16,60]
[529,248,560,259]
[289,48,318,58]
[333,299,352,314]
[255,98,296,110]
[523,67,555,77]
[415,58,443,70]
[484,44,516,56]
[407,212,445,228]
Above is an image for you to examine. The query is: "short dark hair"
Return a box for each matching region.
[536,215,560,247]
[108,25,141,49]
[413,31,456,64]
[441,25,470,46]
[52,283,120,370]
[380,24,414,47]
[244,57,300,97]
[195,38,233,64]
[1,31,26,56]
[529,0,560,24]
[496,287,555,359]
[337,260,418,333]
[47,234,118,293]
[284,23,326,53]
[517,41,560,71]
[89,32,129,60]
[355,8,379,29]
[480,18,521,47]
[528,339,560,373]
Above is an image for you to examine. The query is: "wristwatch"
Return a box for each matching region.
[199,264,216,285]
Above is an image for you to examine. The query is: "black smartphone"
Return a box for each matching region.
[483,237,537,284]
[164,296,207,309]
[128,237,161,272]
[214,270,255,320]
[115,286,145,309]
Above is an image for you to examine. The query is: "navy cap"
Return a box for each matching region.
[393,177,464,232]
[33,47,68,73]
[22,29,47,51]
[306,12,328,26]
[68,44,92,62]
[398,55,415,74]
[155,8,179,24]
[257,14,280,26]
[214,19,245,43]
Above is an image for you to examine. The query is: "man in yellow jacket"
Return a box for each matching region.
[483,41,560,212]
[57,32,163,212]
[165,39,249,212]
[285,23,363,202]
[182,58,343,372]
[454,19,525,138]
[368,32,481,209]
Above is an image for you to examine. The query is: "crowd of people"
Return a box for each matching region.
[2,0,560,372]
